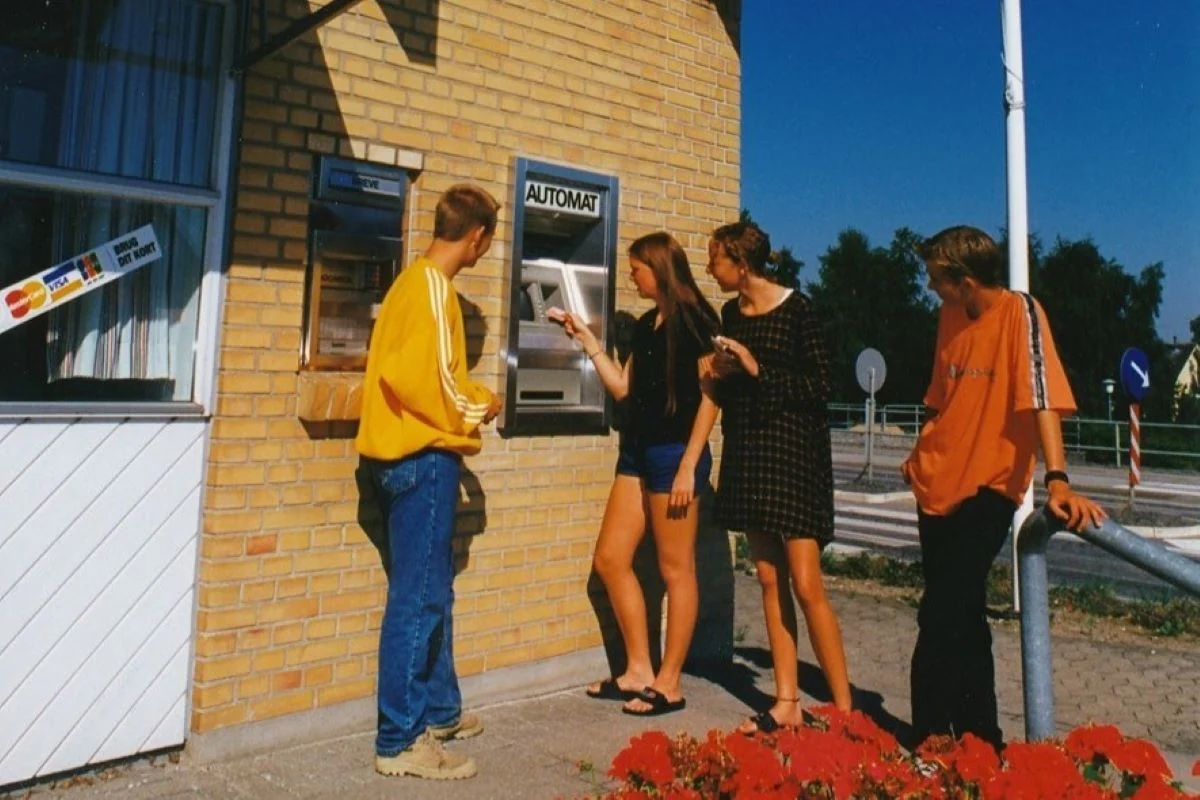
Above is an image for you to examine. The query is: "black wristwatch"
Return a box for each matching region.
[1043,470,1069,488]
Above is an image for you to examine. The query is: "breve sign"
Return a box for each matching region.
[523,180,601,219]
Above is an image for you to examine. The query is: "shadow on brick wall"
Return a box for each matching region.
[379,0,439,68]
[709,0,741,55]
[355,461,487,580]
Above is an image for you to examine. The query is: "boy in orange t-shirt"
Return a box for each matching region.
[901,226,1105,750]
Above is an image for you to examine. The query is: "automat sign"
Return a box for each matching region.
[0,224,162,335]
[523,180,600,218]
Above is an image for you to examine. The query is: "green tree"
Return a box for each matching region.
[808,228,937,405]
[1190,314,1200,345]
[1030,238,1168,420]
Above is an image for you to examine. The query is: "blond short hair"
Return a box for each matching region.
[434,184,500,241]
[916,225,1005,287]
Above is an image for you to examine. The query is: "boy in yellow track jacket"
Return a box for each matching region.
[357,185,502,780]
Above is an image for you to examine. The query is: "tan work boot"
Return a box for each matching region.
[429,712,483,741]
[375,730,477,780]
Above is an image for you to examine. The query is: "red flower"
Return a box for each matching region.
[661,789,703,800]
[1129,776,1185,800]
[982,742,1111,800]
[808,704,903,755]
[604,790,654,800]
[1192,758,1200,777]
[595,721,1183,800]
[1065,724,1126,764]
[946,733,1002,785]
[609,730,675,788]
[1111,739,1172,781]
[723,731,790,795]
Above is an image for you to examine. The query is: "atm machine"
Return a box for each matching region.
[502,159,619,436]
[301,156,407,371]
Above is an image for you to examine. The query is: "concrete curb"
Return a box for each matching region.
[184,646,608,765]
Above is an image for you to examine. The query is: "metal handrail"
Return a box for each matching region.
[1016,509,1200,741]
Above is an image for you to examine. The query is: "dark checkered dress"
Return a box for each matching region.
[715,291,834,545]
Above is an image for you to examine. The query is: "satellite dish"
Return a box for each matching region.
[855,348,887,394]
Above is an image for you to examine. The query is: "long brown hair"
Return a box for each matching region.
[628,232,720,415]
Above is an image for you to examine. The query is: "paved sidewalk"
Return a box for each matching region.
[12,575,1198,799]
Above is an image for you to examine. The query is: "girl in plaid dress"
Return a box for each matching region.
[707,221,852,733]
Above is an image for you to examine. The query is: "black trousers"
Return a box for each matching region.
[911,488,1016,750]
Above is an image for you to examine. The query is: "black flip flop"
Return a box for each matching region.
[586,677,637,701]
[742,710,779,734]
[622,687,686,717]
[739,697,798,735]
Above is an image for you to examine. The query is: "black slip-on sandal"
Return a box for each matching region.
[622,687,687,717]
[586,677,638,701]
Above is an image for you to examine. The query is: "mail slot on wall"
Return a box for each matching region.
[301,156,406,371]
[502,158,619,436]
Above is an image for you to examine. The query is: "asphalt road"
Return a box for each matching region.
[829,445,1200,599]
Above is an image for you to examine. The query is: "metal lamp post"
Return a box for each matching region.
[1103,378,1118,466]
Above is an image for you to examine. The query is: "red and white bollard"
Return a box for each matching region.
[1128,402,1141,506]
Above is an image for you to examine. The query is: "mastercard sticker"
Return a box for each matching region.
[4,281,48,320]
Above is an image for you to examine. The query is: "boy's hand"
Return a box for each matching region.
[1046,483,1107,532]
[483,393,503,424]
[900,458,913,485]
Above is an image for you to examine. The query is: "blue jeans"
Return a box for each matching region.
[370,450,463,756]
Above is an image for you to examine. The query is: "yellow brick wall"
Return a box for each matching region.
[194,0,741,733]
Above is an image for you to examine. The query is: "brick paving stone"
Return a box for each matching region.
[11,575,1196,800]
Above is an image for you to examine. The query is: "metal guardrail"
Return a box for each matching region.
[1062,417,1200,467]
[827,403,1200,466]
[1016,509,1200,741]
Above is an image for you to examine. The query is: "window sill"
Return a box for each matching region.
[0,402,207,421]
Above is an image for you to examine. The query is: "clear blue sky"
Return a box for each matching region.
[741,1,1199,344]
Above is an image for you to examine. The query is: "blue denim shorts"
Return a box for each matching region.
[616,440,713,494]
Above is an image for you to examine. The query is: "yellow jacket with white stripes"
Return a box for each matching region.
[355,258,494,460]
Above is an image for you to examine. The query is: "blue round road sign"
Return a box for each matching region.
[1119,347,1150,401]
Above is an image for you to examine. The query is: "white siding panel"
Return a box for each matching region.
[0,418,206,787]
[0,420,161,613]
[44,499,202,773]
[0,421,94,548]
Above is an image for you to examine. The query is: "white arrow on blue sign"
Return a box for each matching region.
[1119,347,1150,402]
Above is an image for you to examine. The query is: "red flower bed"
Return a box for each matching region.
[593,707,1197,799]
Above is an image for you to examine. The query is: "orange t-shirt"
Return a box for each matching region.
[908,291,1076,516]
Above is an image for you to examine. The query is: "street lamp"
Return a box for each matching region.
[1102,378,1115,421]
[1102,378,1119,467]
[1099,381,1118,422]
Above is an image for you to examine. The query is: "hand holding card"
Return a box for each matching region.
[547,307,598,355]
[711,335,734,354]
